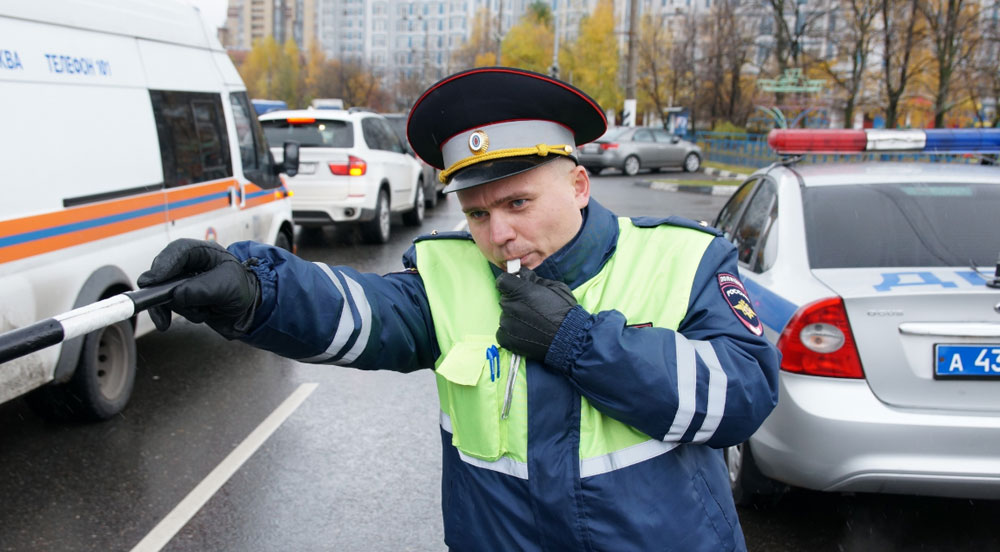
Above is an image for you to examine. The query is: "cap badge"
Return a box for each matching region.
[468,130,489,155]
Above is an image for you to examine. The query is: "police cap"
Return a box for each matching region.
[406,67,607,193]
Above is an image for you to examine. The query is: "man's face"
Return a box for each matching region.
[457,159,590,269]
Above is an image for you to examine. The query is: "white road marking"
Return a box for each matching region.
[451,219,468,232]
[130,382,319,552]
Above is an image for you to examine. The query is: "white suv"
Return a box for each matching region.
[260,109,425,243]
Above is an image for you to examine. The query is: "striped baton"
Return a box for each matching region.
[0,280,183,365]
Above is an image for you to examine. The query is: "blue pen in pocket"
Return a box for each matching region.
[486,345,500,382]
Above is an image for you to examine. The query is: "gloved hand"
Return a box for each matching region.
[137,239,261,339]
[496,268,578,361]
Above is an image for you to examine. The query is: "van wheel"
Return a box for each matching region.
[275,230,293,251]
[403,183,425,226]
[724,441,785,507]
[26,320,136,422]
[361,189,391,244]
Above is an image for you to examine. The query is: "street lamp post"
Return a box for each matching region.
[550,0,560,78]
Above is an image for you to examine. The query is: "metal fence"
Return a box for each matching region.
[693,131,986,170]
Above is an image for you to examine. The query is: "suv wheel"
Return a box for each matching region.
[361,189,391,244]
[403,182,425,226]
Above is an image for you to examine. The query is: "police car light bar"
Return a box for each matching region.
[767,128,1000,154]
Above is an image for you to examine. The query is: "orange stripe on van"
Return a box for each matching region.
[0,178,248,265]
[0,213,167,265]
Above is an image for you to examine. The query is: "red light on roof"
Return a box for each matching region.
[767,129,867,153]
[287,117,316,124]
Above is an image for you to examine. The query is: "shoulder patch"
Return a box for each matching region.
[718,273,763,336]
[412,230,474,244]
[629,215,722,237]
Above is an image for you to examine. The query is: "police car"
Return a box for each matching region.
[714,128,1000,503]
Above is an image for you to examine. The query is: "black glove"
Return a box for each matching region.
[496,268,578,361]
[137,239,261,339]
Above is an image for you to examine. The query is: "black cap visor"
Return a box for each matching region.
[444,155,577,193]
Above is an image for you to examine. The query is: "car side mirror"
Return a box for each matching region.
[277,141,300,177]
[670,135,680,144]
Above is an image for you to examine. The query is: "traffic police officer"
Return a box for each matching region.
[139,67,780,550]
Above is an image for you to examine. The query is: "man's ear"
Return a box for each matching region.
[571,164,590,209]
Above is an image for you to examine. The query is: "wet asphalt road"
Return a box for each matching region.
[1,171,998,551]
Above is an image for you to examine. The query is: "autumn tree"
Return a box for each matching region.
[967,6,1000,127]
[563,0,621,118]
[451,8,496,70]
[301,40,327,106]
[815,0,879,127]
[238,36,283,100]
[881,0,927,127]
[275,38,302,108]
[919,0,984,127]
[763,0,832,78]
[701,0,756,126]
[636,14,674,125]
[500,2,554,73]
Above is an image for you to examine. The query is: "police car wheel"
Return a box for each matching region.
[623,155,640,176]
[25,320,136,422]
[361,189,391,244]
[724,442,785,507]
[683,153,701,173]
[403,183,425,226]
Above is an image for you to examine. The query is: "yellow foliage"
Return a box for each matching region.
[563,0,620,113]
[501,9,553,73]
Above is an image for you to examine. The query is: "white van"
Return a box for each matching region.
[0,0,299,421]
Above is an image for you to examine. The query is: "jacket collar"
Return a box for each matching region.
[494,198,618,289]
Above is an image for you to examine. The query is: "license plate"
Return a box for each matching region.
[935,344,1000,378]
[582,144,598,153]
[297,162,316,175]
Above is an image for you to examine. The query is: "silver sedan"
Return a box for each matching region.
[713,157,1000,504]
[577,126,702,176]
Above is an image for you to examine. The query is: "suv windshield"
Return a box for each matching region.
[260,119,353,148]
[803,182,1000,268]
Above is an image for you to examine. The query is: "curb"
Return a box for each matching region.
[702,166,750,180]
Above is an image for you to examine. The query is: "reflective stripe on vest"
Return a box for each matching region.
[416,219,714,478]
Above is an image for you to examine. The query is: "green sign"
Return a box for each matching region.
[757,69,825,93]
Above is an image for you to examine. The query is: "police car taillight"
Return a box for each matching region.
[329,155,367,176]
[777,297,865,379]
[768,128,1000,154]
[600,142,618,151]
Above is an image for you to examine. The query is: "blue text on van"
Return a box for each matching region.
[1,49,23,70]
[44,54,111,76]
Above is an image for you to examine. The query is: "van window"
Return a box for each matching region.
[150,91,233,188]
[229,92,268,174]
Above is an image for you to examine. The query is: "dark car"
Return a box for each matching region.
[578,126,702,176]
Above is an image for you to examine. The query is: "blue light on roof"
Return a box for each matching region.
[923,129,1000,153]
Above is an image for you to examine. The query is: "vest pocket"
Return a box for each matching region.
[435,337,503,461]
